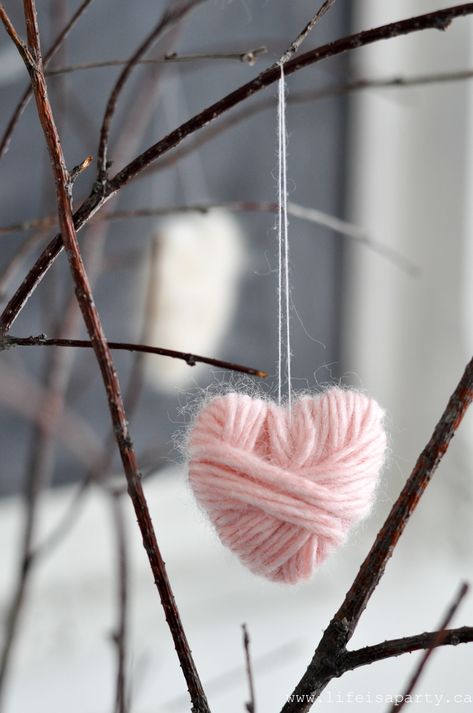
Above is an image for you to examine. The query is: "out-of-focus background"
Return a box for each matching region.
[0,1,472,712]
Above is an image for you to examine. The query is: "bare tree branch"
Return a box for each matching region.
[0,199,416,274]
[342,624,473,672]
[242,624,256,713]
[45,46,268,75]
[0,360,103,466]
[110,493,129,713]
[106,201,418,276]
[1,334,268,378]
[388,582,469,713]
[279,0,337,65]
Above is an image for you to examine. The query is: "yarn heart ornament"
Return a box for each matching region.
[188,388,386,584]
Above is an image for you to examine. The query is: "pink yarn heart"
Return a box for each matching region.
[188,388,386,584]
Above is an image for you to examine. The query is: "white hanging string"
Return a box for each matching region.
[277,63,292,412]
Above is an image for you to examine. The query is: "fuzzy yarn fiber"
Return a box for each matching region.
[188,388,386,583]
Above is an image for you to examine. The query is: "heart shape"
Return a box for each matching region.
[187,388,386,583]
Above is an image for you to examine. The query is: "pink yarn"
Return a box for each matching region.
[187,388,386,584]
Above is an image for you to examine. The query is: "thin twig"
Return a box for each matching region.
[32,478,90,562]
[3,3,210,711]
[45,46,267,75]
[111,493,129,713]
[122,235,161,417]
[282,356,473,713]
[0,360,103,467]
[106,201,418,275]
[1,335,268,378]
[2,4,472,332]
[95,0,207,186]
[342,625,473,672]
[0,216,56,235]
[388,582,469,713]
[47,0,69,130]
[279,0,337,65]
[140,68,473,179]
[163,641,303,713]
[242,624,256,713]
[4,200,412,272]
[0,0,94,159]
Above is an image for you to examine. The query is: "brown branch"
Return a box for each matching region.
[2,334,268,378]
[139,68,473,179]
[0,216,56,236]
[121,234,161,417]
[95,0,207,186]
[342,625,473,673]
[388,582,469,713]
[110,493,129,713]
[0,0,94,159]
[33,478,90,563]
[2,3,210,711]
[105,202,418,275]
[242,624,256,713]
[45,46,267,75]
[279,0,337,65]
[0,200,418,275]
[2,4,473,333]
[281,356,473,713]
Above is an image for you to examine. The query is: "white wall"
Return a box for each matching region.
[345,1,473,555]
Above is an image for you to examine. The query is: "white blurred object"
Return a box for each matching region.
[145,209,245,391]
[0,44,25,86]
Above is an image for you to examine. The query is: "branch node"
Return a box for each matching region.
[69,154,93,184]
[436,18,453,31]
[240,47,267,66]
